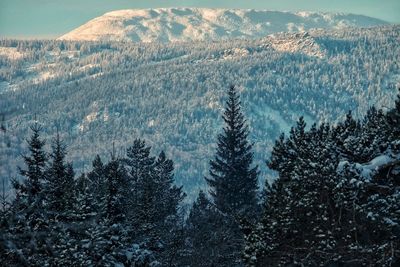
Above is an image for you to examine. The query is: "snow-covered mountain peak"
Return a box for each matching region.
[58,8,388,43]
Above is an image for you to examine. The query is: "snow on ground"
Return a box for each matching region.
[0,47,25,60]
[221,48,250,60]
[0,81,10,93]
[33,71,56,83]
[264,32,326,58]
[75,102,112,132]
[0,46,100,91]
[58,8,388,43]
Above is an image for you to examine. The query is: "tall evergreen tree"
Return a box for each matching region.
[3,122,51,266]
[45,132,75,216]
[153,151,185,227]
[82,153,130,266]
[201,86,259,266]
[71,172,98,263]
[16,123,47,205]
[184,190,242,267]
[205,85,259,218]
[87,154,107,214]
[123,139,185,264]
[124,139,156,238]
[104,155,127,224]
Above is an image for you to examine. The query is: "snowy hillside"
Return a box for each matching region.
[1,26,399,200]
[58,8,388,42]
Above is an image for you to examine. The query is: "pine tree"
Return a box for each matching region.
[124,139,156,239]
[185,190,216,266]
[123,139,185,265]
[205,85,259,218]
[153,151,185,227]
[104,156,127,224]
[87,154,107,212]
[4,122,51,266]
[74,173,97,219]
[185,190,242,267]
[83,154,129,266]
[45,132,75,217]
[201,86,258,266]
[16,122,47,206]
[333,110,362,162]
[152,151,186,265]
[73,173,98,257]
[36,132,78,265]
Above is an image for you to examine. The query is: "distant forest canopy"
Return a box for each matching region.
[0,86,399,266]
[0,25,399,200]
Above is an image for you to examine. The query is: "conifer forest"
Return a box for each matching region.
[0,10,399,267]
[1,83,399,266]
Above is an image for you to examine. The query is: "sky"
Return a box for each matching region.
[1,0,399,39]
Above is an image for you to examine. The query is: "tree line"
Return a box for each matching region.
[1,86,399,266]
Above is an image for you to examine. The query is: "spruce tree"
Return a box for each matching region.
[87,155,107,214]
[17,122,47,205]
[45,132,75,216]
[85,154,129,266]
[123,139,185,264]
[104,156,127,224]
[185,190,241,267]
[205,85,259,218]
[153,151,185,226]
[72,173,98,265]
[5,122,50,266]
[124,139,156,238]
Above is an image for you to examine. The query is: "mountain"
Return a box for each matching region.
[1,26,399,200]
[58,8,388,42]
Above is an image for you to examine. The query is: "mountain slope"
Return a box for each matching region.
[1,26,399,200]
[58,8,388,42]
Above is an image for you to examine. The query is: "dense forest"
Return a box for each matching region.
[1,25,399,200]
[1,86,399,266]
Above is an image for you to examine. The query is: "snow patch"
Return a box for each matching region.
[0,47,25,60]
[337,153,399,180]
[58,8,387,43]
[33,71,56,83]
[222,48,250,60]
[0,81,10,93]
[264,32,326,58]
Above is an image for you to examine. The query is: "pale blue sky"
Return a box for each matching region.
[1,0,399,39]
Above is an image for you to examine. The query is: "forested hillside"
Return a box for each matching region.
[1,25,399,199]
[1,86,398,266]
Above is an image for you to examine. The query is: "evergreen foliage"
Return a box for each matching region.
[189,86,259,266]
[206,85,259,217]
[3,123,51,266]
[0,84,399,266]
[0,128,184,266]
[244,90,400,266]
[45,132,75,217]
[1,26,399,200]
[184,190,243,266]
[16,123,47,206]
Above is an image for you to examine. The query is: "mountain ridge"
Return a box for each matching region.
[2,26,399,199]
[58,8,388,42]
